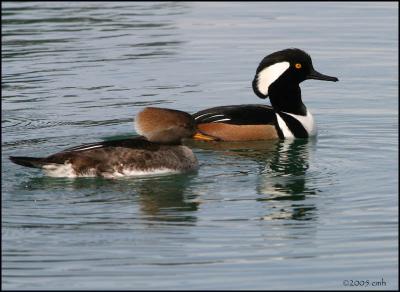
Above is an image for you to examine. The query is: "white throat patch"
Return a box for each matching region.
[256,61,290,96]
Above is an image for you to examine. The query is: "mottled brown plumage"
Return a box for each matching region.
[10,107,198,178]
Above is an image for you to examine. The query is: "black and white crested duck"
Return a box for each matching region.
[193,48,339,141]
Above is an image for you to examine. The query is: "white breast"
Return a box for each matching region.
[276,110,317,138]
[276,113,294,138]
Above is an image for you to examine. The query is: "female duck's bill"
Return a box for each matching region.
[9,107,199,178]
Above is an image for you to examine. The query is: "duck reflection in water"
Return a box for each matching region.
[187,138,318,221]
[21,172,200,224]
[134,173,199,223]
[256,139,318,221]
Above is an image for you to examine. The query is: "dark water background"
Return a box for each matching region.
[2,2,398,289]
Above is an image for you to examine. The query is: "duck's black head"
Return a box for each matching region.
[252,48,338,99]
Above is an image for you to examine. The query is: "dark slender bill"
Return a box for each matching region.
[307,68,339,82]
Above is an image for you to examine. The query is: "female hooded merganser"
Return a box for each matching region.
[193,48,339,141]
[9,107,198,178]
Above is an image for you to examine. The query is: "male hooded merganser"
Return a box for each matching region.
[193,48,338,141]
[9,107,198,178]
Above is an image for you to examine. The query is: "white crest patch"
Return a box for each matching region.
[256,61,290,96]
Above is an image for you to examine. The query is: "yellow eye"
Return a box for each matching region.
[295,63,302,69]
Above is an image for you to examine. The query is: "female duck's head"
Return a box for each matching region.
[134,107,196,144]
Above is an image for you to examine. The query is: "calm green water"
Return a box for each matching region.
[2,2,398,290]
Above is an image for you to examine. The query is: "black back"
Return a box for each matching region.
[193,104,277,126]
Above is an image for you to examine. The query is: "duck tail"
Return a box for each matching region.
[9,156,47,168]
